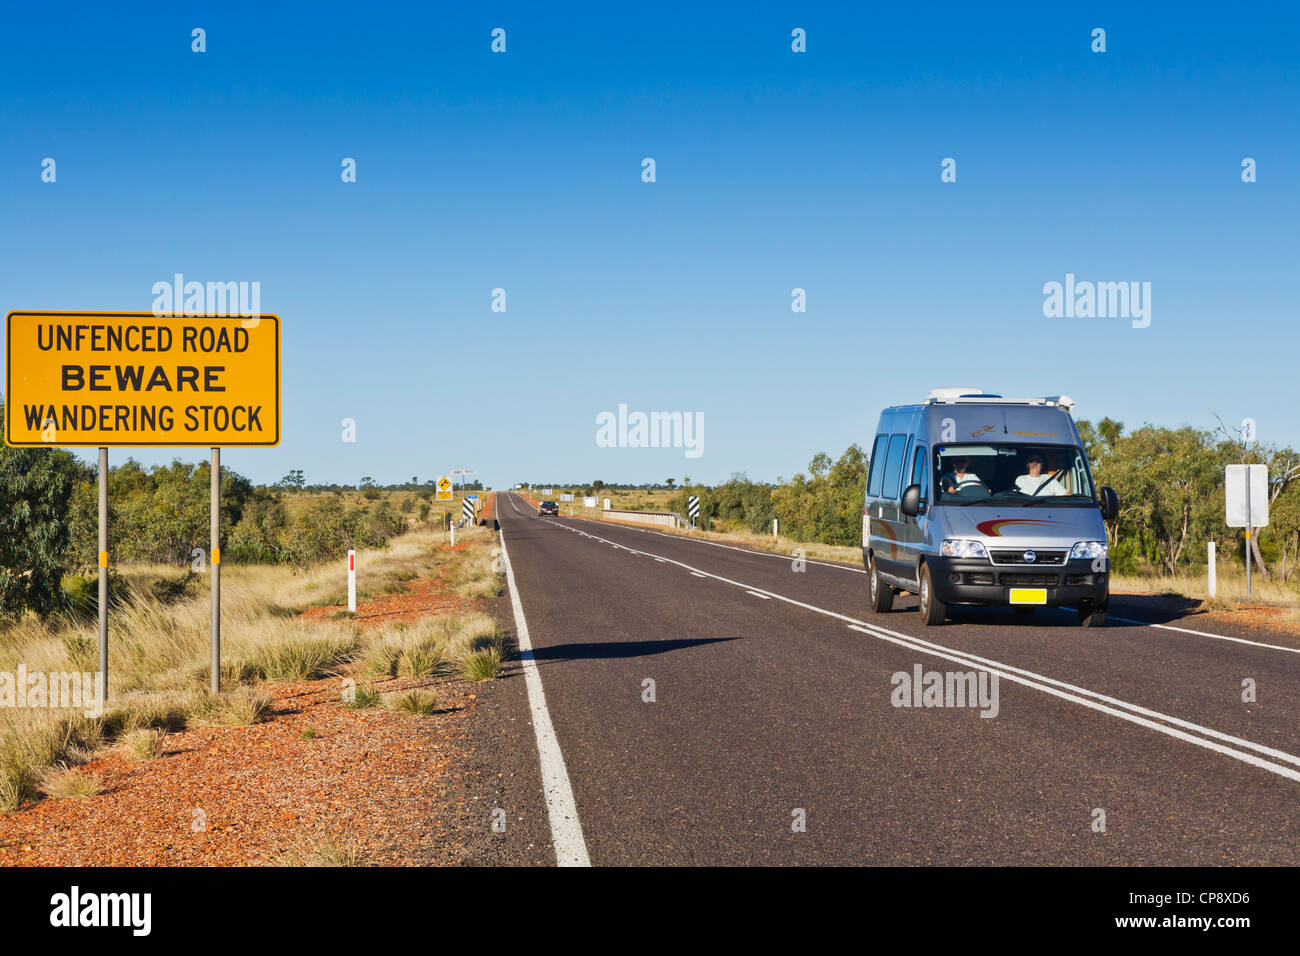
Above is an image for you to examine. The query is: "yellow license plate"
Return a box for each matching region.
[1009,588,1047,605]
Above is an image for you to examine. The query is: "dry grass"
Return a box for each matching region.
[241,624,358,681]
[39,764,103,799]
[359,612,504,683]
[383,688,439,716]
[189,686,275,727]
[0,709,103,812]
[1112,566,1300,611]
[118,727,167,761]
[274,834,370,866]
[0,524,504,812]
[449,547,503,600]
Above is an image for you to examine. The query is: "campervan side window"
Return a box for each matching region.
[881,434,909,500]
[911,445,928,497]
[867,434,888,497]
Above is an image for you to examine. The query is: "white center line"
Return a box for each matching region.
[557,508,1300,655]
[540,518,1300,786]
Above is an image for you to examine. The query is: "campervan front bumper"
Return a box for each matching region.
[928,556,1108,607]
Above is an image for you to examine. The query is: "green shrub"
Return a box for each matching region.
[249,633,357,681]
[347,682,380,709]
[0,409,82,619]
[149,571,197,605]
[460,643,503,681]
[384,689,438,715]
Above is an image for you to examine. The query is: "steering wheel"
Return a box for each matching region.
[946,478,990,497]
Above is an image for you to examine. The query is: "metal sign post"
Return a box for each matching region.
[436,475,453,543]
[1246,477,1252,598]
[5,310,281,705]
[97,446,108,704]
[210,447,221,694]
[1225,463,1270,599]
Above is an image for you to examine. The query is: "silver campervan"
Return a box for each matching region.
[863,388,1119,627]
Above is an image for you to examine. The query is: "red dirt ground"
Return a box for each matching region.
[0,553,498,867]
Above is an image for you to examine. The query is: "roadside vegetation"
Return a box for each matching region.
[0,449,505,813]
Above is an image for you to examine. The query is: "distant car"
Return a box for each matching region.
[538,501,559,516]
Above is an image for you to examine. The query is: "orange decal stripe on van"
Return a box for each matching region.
[871,517,899,560]
[974,518,1068,537]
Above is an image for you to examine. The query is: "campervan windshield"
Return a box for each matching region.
[934,443,1096,506]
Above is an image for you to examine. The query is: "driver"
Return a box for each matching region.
[940,456,983,495]
[1015,452,1067,496]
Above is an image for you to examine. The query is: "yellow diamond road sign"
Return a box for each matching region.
[4,310,281,447]
[435,475,453,501]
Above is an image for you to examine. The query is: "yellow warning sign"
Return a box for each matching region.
[4,311,281,447]
[435,475,453,501]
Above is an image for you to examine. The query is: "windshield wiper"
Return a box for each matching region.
[1020,495,1094,506]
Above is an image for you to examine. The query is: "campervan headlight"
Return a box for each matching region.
[1068,541,1108,560]
[941,539,989,560]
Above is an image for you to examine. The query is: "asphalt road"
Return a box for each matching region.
[491,493,1300,866]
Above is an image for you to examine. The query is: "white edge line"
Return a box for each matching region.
[498,527,591,866]
[1105,613,1300,655]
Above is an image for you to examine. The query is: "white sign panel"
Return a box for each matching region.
[583,496,598,507]
[1225,464,1268,528]
[560,493,573,502]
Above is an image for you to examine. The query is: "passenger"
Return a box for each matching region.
[940,456,983,495]
[1015,452,1067,496]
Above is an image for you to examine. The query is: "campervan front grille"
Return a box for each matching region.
[989,550,1066,565]
[998,573,1060,587]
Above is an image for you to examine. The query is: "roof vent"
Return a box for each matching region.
[926,386,1000,401]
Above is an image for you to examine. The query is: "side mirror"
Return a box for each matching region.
[1098,486,1119,521]
[900,484,925,518]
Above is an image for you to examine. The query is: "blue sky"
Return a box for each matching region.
[2,2,1297,488]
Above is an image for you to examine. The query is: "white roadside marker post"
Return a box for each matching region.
[1208,541,1216,598]
[773,518,779,539]
[348,549,357,612]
